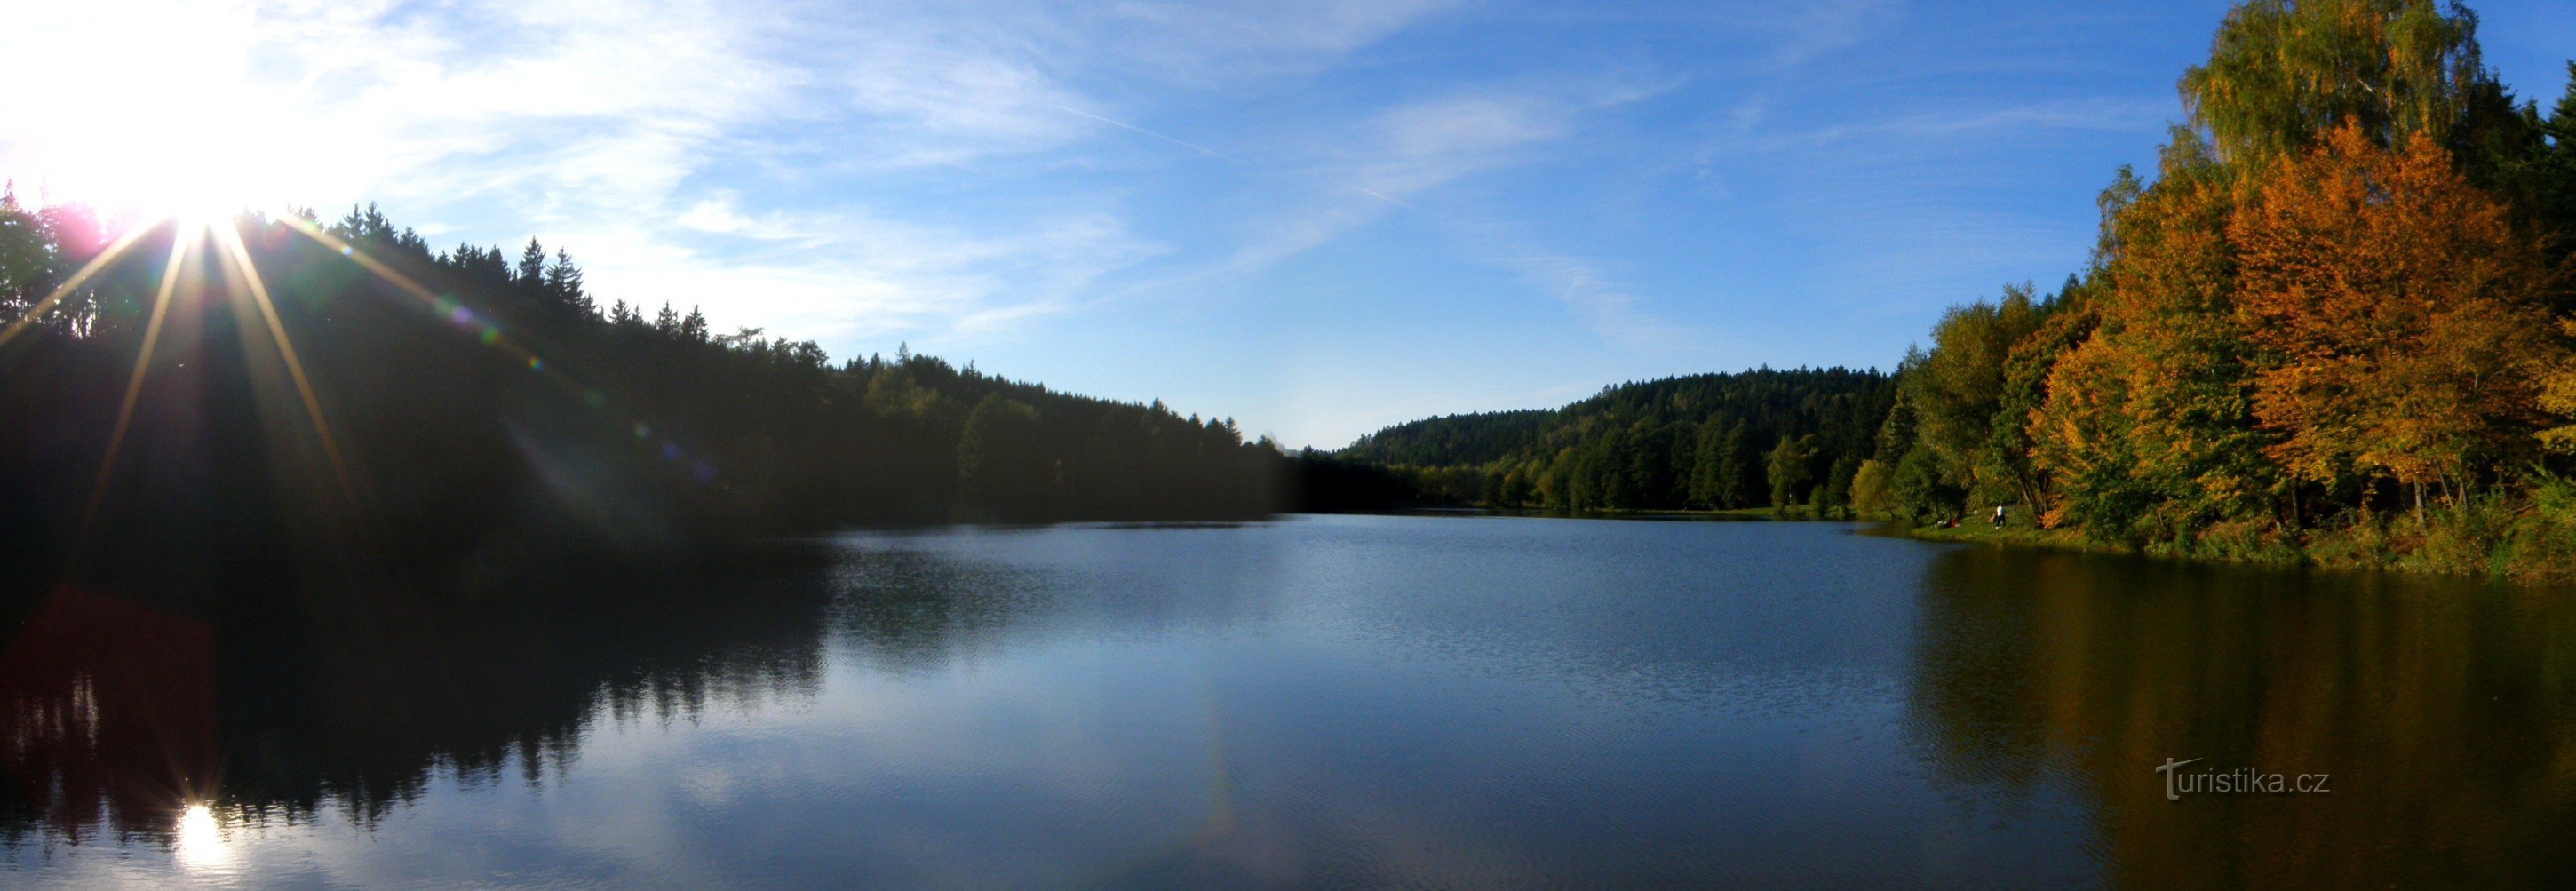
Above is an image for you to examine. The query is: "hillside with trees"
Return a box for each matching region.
[0,203,1282,584]
[1321,368,1895,515]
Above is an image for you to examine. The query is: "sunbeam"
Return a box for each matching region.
[273,215,551,370]
[210,220,357,506]
[0,217,161,353]
[80,227,194,538]
[272,214,631,421]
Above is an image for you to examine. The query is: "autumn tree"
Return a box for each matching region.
[2542,322,2576,454]
[2232,123,2564,517]
[2031,131,2278,542]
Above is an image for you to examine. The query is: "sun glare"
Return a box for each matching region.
[175,803,236,870]
[3,1,346,220]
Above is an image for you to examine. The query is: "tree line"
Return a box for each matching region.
[0,203,1282,578]
[1313,368,1895,516]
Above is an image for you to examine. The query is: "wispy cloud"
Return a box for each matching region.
[1444,218,1690,352]
[2,0,1475,354]
[1200,76,1689,346]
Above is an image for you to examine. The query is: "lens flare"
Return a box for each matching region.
[30,211,723,554]
[81,227,196,537]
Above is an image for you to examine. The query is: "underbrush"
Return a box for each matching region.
[1898,476,2576,583]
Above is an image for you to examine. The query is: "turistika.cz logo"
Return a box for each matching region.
[2155,758,2330,800]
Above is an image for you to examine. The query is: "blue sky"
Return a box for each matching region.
[4,1,2571,448]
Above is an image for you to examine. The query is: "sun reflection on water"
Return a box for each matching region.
[174,804,235,871]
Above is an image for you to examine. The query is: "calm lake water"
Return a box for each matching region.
[5,514,2576,887]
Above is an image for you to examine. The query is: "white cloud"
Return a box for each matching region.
[0,0,1470,356]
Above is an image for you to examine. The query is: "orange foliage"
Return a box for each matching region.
[2546,318,2576,453]
[2230,123,2561,489]
[2031,139,2277,538]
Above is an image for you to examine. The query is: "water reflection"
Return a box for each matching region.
[0,554,838,847]
[0,591,218,847]
[1904,545,2576,887]
[1,518,2573,886]
[174,804,232,871]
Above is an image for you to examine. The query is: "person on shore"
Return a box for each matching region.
[1990,505,2007,529]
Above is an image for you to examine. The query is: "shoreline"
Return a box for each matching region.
[1366,504,2576,585]
[1890,516,2576,586]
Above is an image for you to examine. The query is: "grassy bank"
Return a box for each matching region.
[1395,504,1865,521]
[1888,481,2576,584]
[1897,520,2124,553]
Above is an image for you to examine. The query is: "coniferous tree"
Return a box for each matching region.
[517,239,546,286]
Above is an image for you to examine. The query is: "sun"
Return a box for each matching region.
[0,1,353,221]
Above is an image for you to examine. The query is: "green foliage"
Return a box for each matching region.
[1908,283,2049,490]
[1849,459,1893,518]
[1825,455,1860,520]
[2506,473,2576,576]
[958,394,1050,514]
[1890,447,1960,523]
[1767,434,1816,515]
[1340,410,1550,466]
[2181,0,2492,167]
[1330,368,1892,513]
[1688,419,1751,508]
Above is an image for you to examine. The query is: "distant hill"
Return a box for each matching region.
[1324,368,1896,512]
[1339,410,1552,467]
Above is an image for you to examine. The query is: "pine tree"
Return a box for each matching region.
[517,239,545,285]
[543,249,591,320]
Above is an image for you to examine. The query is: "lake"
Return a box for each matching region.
[5,514,2575,887]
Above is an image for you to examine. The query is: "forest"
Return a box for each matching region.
[0,203,1284,582]
[1333,0,2576,577]
[1324,368,1896,515]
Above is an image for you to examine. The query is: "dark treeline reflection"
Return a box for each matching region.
[1905,546,2576,887]
[0,553,849,846]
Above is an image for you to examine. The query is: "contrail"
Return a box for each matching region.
[1052,103,1230,161]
